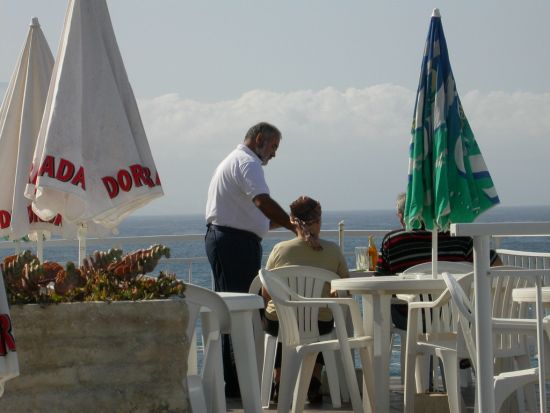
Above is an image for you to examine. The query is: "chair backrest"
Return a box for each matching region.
[444,267,537,365]
[259,265,339,346]
[442,272,479,370]
[403,260,473,275]
[248,274,263,296]
[402,261,473,335]
[184,284,231,375]
[185,284,231,338]
[414,271,474,337]
[489,266,534,357]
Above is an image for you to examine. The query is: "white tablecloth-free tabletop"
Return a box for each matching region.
[512,286,550,307]
[331,275,447,413]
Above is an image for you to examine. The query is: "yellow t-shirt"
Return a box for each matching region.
[264,237,349,321]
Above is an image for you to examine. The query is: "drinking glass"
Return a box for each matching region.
[355,246,369,270]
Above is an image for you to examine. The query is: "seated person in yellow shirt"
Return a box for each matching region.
[261,195,349,404]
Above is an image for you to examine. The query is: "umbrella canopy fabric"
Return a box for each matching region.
[0,273,18,397]
[404,9,499,232]
[0,18,71,240]
[25,0,163,230]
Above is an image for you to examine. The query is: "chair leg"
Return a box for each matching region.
[335,349,350,403]
[400,330,407,385]
[278,348,301,413]
[404,345,417,413]
[292,352,317,413]
[261,334,278,408]
[415,353,431,393]
[322,350,342,408]
[391,329,407,384]
[435,348,462,413]
[358,346,375,412]
[338,344,363,413]
[515,355,537,413]
[201,333,226,413]
[186,375,208,413]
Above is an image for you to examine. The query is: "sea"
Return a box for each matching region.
[14,205,550,290]
[6,205,550,376]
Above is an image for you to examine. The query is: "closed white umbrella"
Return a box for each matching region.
[0,18,74,261]
[0,273,18,397]
[25,0,164,263]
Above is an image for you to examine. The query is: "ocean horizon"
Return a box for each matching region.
[5,204,546,279]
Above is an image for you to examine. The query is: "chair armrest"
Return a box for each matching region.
[492,317,538,332]
[285,297,365,337]
[395,294,417,303]
[408,291,451,310]
[284,297,355,307]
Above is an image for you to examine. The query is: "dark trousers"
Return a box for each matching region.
[205,224,262,397]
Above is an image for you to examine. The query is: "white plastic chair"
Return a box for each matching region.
[184,284,231,413]
[489,266,538,412]
[259,266,374,413]
[249,272,348,409]
[249,274,282,408]
[442,272,540,413]
[399,261,473,389]
[403,271,474,413]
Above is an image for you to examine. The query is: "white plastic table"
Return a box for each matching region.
[202,292,264,413]
[331,275,447,413]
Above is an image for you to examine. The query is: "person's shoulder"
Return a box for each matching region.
[318,238,341,251]
[384,228,412,240]
[235,145,260,163]
[272,238,297,249]
[382,228,431,246]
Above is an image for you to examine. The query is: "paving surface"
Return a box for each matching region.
[226,377,476,412]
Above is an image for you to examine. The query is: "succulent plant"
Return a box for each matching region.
[54,262,86,296]
[1,245,185,304]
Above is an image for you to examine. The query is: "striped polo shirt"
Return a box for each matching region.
[376,229,475,275]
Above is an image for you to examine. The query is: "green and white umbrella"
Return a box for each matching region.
[404,9,499,276]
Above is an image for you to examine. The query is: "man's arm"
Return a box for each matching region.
[253,193,296,234]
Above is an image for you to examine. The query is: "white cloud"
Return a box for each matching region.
[137,86,550,215]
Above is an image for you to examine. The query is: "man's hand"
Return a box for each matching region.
[253,194,296,234]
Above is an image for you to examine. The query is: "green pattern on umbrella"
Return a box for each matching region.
[405,10,499,231]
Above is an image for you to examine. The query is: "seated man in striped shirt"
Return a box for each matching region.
[376,192,499,330]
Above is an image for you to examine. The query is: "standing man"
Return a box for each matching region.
[205,122,296,397]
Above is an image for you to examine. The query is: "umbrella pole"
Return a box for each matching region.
[78,224,87,266]
[36,231,44,263]
[432,227,438,279]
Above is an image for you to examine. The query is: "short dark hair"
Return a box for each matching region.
[244,122,281,142]
[290,196,322,223]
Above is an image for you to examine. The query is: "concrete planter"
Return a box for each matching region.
[2,299,189,412]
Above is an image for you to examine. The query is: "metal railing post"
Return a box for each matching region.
[338,221,345,252]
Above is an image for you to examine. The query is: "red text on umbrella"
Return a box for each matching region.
[0,314,16,356]
[30,156,86,190]
[102,164,161,199]
[0,211,10,229]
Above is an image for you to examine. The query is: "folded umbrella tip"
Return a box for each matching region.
[30,17,40,27]
[432,8,441,18]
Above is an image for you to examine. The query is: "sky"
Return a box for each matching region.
[1,0,549,216]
